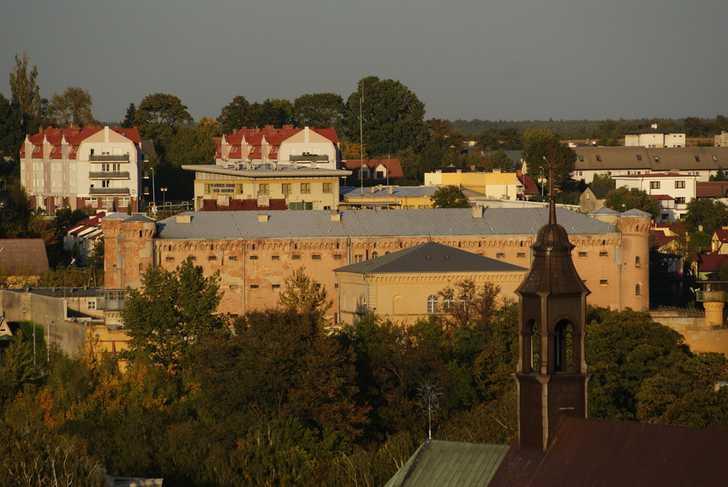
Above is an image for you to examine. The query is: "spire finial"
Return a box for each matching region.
[546,156,556,225]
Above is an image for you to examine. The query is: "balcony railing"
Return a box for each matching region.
[89,171,130,179]
[89,154,130,162]
[289,154,329,163]
[89,187,130,195]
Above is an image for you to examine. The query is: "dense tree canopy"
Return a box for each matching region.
[432,186,470,208]
[344,76,428,156]
[218,95,255,133]
[0,94,23,160]
[121,102,136,128]
[293,93,345,130]
[135,93,193,161]
[8,52,41,132]
[48,87,95,126]
[684,199,728,235]
[522,128,576,187]
[604,187,660,219]
[166,118,219,166]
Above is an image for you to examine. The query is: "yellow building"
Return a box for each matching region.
[335,242,526,325]
[424,169,524,200]
[183,164,351,211]
[341,185,436,209]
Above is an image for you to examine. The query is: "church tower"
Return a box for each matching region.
[515,166,589,451]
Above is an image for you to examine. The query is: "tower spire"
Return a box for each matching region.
[547,157,556,225]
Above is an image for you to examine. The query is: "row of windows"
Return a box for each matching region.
[205,182,333,195]
[577,250,610,257]
[580,154,719,163]
[649,180,686,190]
[165,253,342,263]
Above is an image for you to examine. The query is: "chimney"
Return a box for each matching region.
[175,214,192,224]
[472,206,484,218]
[257,214,270,223]
[330,211,341,222]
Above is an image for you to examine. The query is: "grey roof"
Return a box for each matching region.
[621,208,653,218]
[573,146,728,171]
[591,206,619,215]
[104,212,154,223]
[182,164,350,178]
[343,185,438,199]
[335,242,526,274]
[156,208,617,240]
[385,440,509,487]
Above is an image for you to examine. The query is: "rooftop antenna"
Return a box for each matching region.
[544,155,556,225]
[360,82,365,197]
[418,382,442,441]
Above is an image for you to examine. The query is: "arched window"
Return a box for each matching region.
[371,251,378,259]
[530,320,541,373]
[427,295,438,314]
[554,320,576,373]
[635,283,641,296]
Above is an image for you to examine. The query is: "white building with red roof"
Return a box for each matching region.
[20,126,146,214]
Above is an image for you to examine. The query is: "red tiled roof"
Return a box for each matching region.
[697,181,728,198]
[112,127,141,143]
[649,230,677,250]
[21,126,138,159]
[311,127,338,144]
[219,126,338,162]
[344,159,404,178]
[698,253,728,273]
[651,194,674,201]
[517,173,538,195]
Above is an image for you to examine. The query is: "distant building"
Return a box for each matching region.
[215,125,340,170]
[711,228,728,255]
[424,170,525,200]
[571,146,728,183]
[613,172,697,221]
[335,242,526,325]
[63,211,105,263]
[0,239,49,286]
[343,159,404,184]
[624,132,686,148]
[341,185,436,209]
[20,126,146,214]
[578,186,608,213]
[715,131,728,147]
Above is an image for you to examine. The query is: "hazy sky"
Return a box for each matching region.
[1,0,726,122]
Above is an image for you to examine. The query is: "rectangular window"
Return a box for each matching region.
[650,181,660,190]
[675,197,686,204]
[228,255,238,261]
[282,183,291,195]
[292,254,301,260]
[322,183,332,194]
[208,255,217,261]
[249,255,258,260]
[258,183,269,195]
[88,300,96,310]
[354,254,363,262]
[674,180,685,189]
[599,251,608,257]
[165,256,174,262]
[496,252,505,259]
[272,255,280,261]
[250,284,259,289]
[272,284,281,290]
[517,252,526,258]
[599,279,608,286]
[102,179,110,188]
[635,256,641,268]
[312,254,322,260]
[333,253,342,260]
[300,183,311,194]
[578,251,588,257]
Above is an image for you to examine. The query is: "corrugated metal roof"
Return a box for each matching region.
[156,208,616,240]
[385,440,509,487]
[335,242,526,274]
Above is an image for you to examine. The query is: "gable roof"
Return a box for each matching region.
[698,253,728,273]
[156,208,617,240]
[517,173,538,196]
[335,242,526,274]
[714,228,728,243]
[491,417,728,487]
[697,181,728,198]
[0,239,49,276]
[573,146,728,171]
[385,440,509,487]
[344,159,404,178]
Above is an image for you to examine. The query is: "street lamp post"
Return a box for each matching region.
[160,187,168,206]
[143,167,156,209]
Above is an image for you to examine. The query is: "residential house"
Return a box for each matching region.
[696,254,728,281]
[696,181,728,203]
[612,172,698,221]
[343,159,404,185]
[571,146,728,183]
[20,126,146,214]
[63,211,105,263]
[335,242,526,325]
[578,185,608,213]
[424,169,525,200]
[711,227,728,254]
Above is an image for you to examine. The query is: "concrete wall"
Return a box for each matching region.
[650,309,728,356]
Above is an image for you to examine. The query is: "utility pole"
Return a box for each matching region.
[47,320,52,363]
[359,82,365,197]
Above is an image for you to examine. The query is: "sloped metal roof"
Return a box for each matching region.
[156,208,616,240]
[385,440,509,487]
[335,242,526,274]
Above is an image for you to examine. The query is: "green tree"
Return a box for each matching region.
[218,95,255,133]
[0,183,32,238]
[135,93,193,161]
[293,92,345,130]
[344,76,428,156]
[432,186,470,208]
[48,87,95,126]
[604,187,660,219]
[0,94,23,159]
[522,128,576,187]
[122,258,226,370]
[252,98,295,127]
[684,199,728,235]
[165,119,218,166]
[121,102,136,128]
[8,52,41,132]
[589,174,616,199]
[278,267,331,320]
[480,150,514,171]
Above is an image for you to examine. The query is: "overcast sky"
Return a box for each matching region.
[1,0,726,122]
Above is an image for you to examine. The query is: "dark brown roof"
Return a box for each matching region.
[697,181,728,198]
[574,147,728,171]
[491,417,728,487]
[0,239,49,276]
[344,159,404,178]
[335,242,526,275]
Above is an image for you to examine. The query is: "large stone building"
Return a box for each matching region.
[20,126,146,213]
[103,207,650,317]
[570,146,728,183]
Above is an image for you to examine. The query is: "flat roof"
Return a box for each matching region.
[182,164,351,178]
[155,207,618,240]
